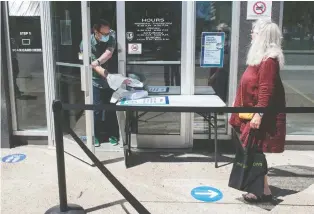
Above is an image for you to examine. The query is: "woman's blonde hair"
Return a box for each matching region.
[246,19,285,69]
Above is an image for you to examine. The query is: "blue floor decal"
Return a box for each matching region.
[191,186,223,202]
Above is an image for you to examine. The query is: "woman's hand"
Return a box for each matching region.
[250,113,262,129]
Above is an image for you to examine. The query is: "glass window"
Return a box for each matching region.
[7,1,47,130]
[282,2,314,135]
[51,2,83,64]
[282,2,314,52]
[194,1,232,134]
[125,1,182,135]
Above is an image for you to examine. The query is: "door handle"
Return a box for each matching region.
[80,66,86,92]
[85,65,90,97]
[118,60,126,76]
[80,65,91,98]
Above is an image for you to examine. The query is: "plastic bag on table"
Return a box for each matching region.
[110,88,148,103]
[107,74,144,91]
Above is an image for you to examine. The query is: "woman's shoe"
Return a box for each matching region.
[242,193,273,203]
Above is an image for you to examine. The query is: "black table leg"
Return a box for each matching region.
[208,113,211,142]
[214,113,218,168]
[135,111,139,133]
[124,110,131,168]
[128,111,133,155]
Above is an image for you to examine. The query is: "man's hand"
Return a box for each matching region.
[91,60,99,68]
[123,79,132,85]
[250,113,262,129]
[93,66,108,78]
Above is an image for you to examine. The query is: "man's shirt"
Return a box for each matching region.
[79,30,116,88]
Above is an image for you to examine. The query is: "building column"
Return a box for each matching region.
[1,2,13,148]
[40,1,56,148]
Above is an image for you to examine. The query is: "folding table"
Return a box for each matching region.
[116,94,226,168]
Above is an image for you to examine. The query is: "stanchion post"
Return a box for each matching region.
[54,100,67,210]
[45,100,85,214]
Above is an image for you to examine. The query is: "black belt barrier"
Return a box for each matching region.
[62,103,314,113]
[45,100,314,214]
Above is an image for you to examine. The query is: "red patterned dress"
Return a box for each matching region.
[229,58,286,153]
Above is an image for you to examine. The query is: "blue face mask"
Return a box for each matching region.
[100,34,109,43]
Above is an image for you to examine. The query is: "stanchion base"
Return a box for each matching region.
[45,204,86,214]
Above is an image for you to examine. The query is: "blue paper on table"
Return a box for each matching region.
[119,96,169,106]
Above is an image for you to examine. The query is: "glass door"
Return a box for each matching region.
[194,1,233,138]
[51,2,95,163]
[116,2,188,148]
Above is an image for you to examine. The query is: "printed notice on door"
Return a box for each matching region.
[127,18,172,42]
[200,32,225,68]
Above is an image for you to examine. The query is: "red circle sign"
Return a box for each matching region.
[253,1,266,15]
[131,44,138,51]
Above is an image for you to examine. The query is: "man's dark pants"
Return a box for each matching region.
[93,85,120,142]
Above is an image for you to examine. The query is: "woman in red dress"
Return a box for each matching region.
[229,19,286,203]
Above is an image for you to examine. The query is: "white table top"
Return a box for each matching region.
[117,95,226,107]
[146,86,215,95]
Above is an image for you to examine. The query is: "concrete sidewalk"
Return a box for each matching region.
[1,146,314,214]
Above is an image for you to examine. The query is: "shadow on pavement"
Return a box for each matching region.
[269,165,314,197]
[120,138,237,168]
[237,165,314,211]
[85,199,128,213]
[92,157,125,167]
[128,152,234,168]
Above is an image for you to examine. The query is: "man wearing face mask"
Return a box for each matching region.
[79,19,119,146]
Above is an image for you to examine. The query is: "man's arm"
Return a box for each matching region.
[91,49,112,68]
[98,49,113,64]
[93,66,109,78]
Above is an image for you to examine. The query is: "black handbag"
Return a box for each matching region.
[228,130,268,197]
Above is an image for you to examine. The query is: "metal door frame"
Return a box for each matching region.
[41,2,95,159]
[116,1,192,148]
[3,1,50,137]
[81,1,95,154]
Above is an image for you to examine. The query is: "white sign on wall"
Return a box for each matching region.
[247,1,272,20]
[128,43,142,54]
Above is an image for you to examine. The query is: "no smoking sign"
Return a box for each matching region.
[131,44,138,51]
[128,43,142,54]
[247,1,272,20]
[253,1,266,15]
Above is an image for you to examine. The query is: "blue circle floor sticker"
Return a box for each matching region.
[191,186,223,202]
[2,154,26,163]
